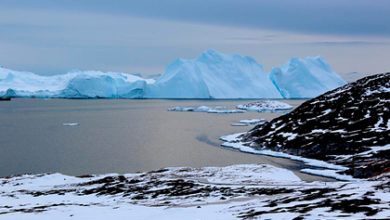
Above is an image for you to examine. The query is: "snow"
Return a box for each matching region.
[0,205,236,220]
[168,106,246,113]
[300,168,356,181]
[270,56,347,98]
[372,117,385,131]
[220,132,351,180]
[279,132,298,141]
[145,49,283,99]
[311,129,347,134]
[0,164,389,219]
[170,164,301,184]
[337,144,390,160]
[236,100,293,112]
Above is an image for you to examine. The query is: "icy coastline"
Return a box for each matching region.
[220,133,354,181]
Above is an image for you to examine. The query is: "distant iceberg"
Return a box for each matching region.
[0,50,346,99]
[0,68,154,98]
[270,56,346,98]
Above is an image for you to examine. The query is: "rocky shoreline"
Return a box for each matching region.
[233,73,390,179]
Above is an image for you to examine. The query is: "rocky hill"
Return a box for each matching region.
[243,72,390,178]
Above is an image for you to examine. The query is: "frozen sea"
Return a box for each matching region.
[0,99,331,181]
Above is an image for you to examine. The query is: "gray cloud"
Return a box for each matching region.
[2,0,390,37]
[0,0,389,76]
[306,41,390,46]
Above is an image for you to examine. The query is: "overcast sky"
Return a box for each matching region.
[0,0,389,78]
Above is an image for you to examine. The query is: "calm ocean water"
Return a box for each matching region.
[0,99,331,181]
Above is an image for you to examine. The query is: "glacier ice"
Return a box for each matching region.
[0,50,346,99]
[145,49,283,99]
[270,56,347,98]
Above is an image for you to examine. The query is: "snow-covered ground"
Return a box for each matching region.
[0,50,346,99]
[0,164,389,219]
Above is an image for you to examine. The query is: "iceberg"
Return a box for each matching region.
[145,49,283,99]
[0,67,154,98]
[0,51,346,99]
[270,56,347,98]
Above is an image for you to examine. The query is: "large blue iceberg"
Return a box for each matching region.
[145,49,282,99]
[0,50,346,99]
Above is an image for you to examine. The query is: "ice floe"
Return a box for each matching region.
[62,122,80,126]
[236,100,293,113]
[231,119,267,126]
[168,106,246,113]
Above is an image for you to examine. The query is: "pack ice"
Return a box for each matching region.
[0,50,346,99]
